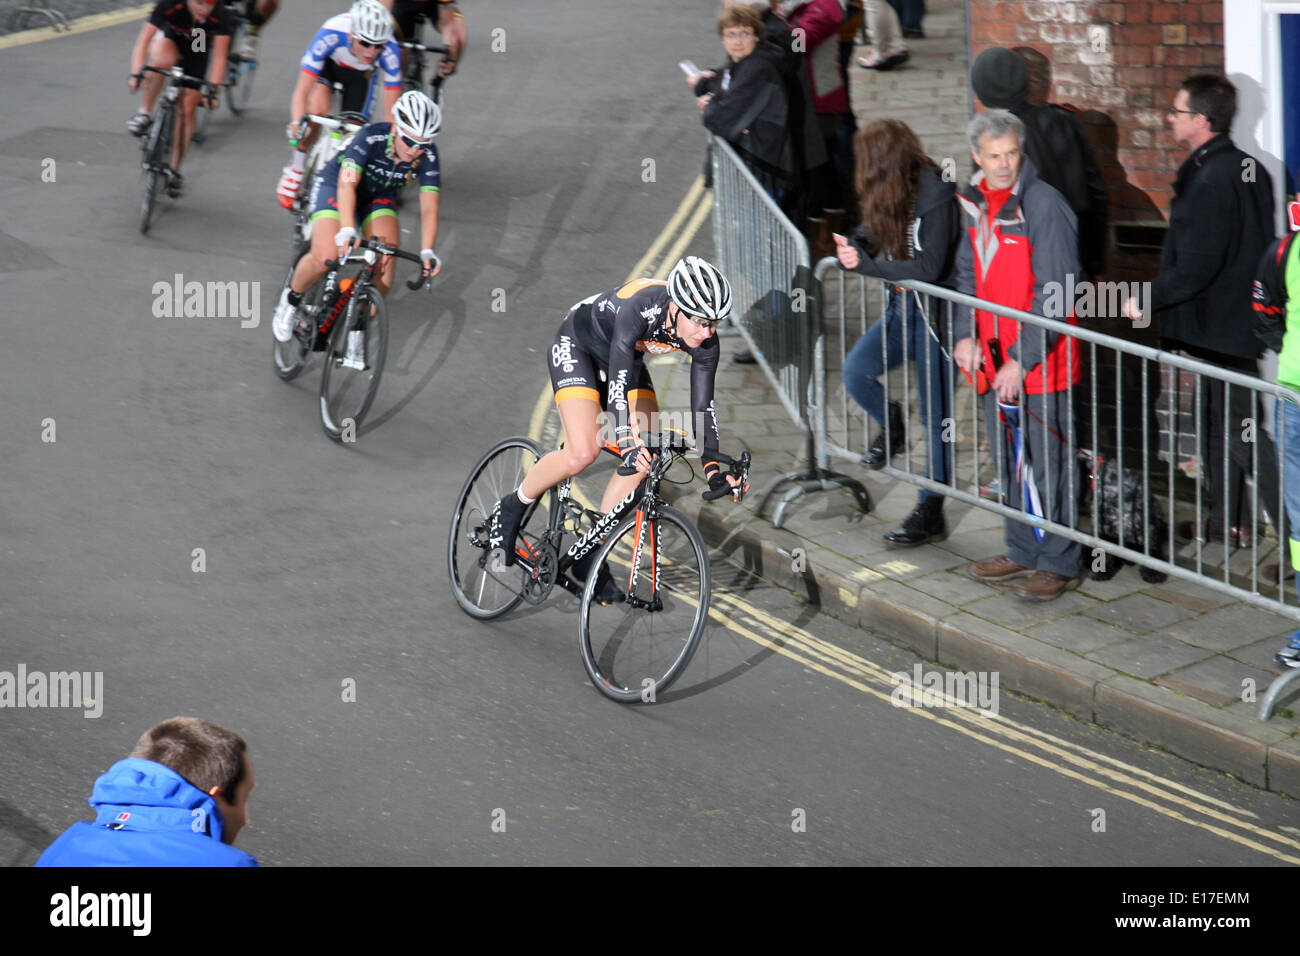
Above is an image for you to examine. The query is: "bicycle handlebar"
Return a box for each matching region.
[607,434,751,501]
[140,64,213,92]
[701,451,751,501]
[301,112,367,132]
[323,237,437,292]
[399,41,451,55]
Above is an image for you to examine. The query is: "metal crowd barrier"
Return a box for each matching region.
[7,0,69,31]
[708,135,870,526]
[814,260,1300,637]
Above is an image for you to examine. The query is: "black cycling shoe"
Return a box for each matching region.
[485,493,528,567]
[127,112,152,137]
[165,169,184,199]
[570,552,626,605]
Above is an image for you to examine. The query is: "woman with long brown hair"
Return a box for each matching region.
[836,118,958,546]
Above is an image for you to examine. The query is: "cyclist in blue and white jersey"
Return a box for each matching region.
[275,0,402,209]
[272,90,443,365]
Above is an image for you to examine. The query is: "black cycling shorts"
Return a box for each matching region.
[316,58,373,115]
[393,0,438,42]
[549,307,654,409]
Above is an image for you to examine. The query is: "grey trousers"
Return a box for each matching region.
[982,389,1083,578]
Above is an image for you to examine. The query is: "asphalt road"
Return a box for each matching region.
[1,0,1297,874]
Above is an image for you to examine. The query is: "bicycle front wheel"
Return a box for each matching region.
[271,245,316,382]
[319,287,387,441]
[193,92,213,143]
[138,108,172,234]
[579,505,711,703]
[447,436,554,620]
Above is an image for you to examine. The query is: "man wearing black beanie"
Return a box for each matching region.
[971,46,1109,279]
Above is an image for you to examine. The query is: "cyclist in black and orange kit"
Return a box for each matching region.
[486,257,748,603]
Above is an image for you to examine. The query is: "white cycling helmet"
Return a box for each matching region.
[667,256,732,323]
[392,89,441,141]
[349,0,394,46]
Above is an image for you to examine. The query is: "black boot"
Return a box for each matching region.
[883,496,946,547]
[861,402,906,469]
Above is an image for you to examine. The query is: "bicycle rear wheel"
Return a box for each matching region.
[447,436,554,620]
[579,505,710,703]
[319,287,387,441]
[138,107,172,235]
[271,245,317,381]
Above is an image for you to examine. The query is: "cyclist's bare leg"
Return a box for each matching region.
[288,214,339,295]
[171,88,202,171]
[252,0,279,26]
[599,389,657,512]
[518,397,604,502]
[362,212,400,297]
[140,32,179,115]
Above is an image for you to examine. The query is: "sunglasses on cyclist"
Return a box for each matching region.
[356,38,384,49]
[398,133,430,149]
[681,313,718,332]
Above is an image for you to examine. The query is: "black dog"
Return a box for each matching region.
[1080,453,1169,583]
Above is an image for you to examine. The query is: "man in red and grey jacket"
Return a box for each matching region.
[952,109,1084,601]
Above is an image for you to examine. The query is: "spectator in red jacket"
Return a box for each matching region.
[953,109,1084,601]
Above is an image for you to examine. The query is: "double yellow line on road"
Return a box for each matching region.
[530,177,1298,863]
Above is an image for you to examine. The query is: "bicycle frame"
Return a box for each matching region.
[506,439,688,606]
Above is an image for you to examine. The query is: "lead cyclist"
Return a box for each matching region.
[486,256,749,604]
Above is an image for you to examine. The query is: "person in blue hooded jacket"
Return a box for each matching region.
[37,717,258,867]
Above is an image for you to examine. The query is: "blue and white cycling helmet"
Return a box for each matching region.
[349,0,394,46]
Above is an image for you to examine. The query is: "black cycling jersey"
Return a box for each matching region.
[567,278,721,454]
[149,1,233,41]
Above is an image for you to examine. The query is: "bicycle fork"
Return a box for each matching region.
[625,507,663,612]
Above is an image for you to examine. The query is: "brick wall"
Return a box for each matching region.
[969,1,1225,472]
[968,0,1224,287]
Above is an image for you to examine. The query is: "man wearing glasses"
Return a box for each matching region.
[276,0,403,209]
[1125,75,1282,552]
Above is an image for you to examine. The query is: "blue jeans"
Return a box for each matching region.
[887,0,924,31]
[842,289,951,501]
[1279,398,1300,597]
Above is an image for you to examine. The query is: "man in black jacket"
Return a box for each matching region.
[1126,74,1282,547]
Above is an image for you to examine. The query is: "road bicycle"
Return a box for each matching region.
[272,236,432,442]
[193,9,258,143]
[136,65,213,234]
[286,107,368,243]
[399,36,451,104]
[448,432,750,702]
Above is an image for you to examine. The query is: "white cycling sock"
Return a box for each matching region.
[290,150,307,173]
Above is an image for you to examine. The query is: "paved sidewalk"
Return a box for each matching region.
[662,0,1300,796]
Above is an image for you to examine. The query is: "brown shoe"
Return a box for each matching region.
[968,555,1031,581]
[1014,570,1082,602]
